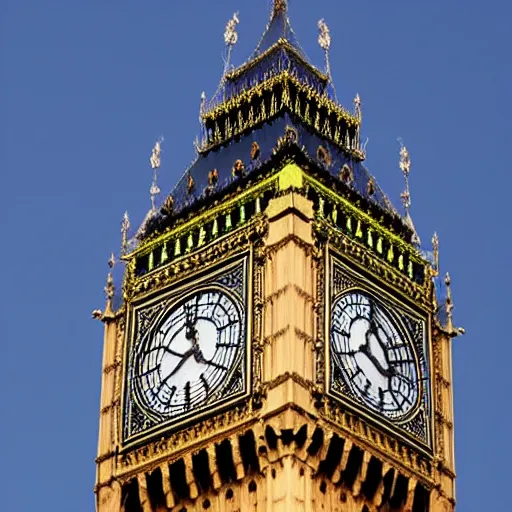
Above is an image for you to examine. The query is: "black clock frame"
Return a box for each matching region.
[121,253,251,447]
[325,250,433,453]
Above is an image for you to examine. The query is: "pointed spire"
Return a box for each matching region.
[397,138,420,246]
[223,12,240,74]
[318,19,337,101]
[149,137,163,211]
[431,232,439,276]
[93,253,116,321]
[121,211,130,255]
[354,94,362,149]
[444,272,465,337]
[272,0,288,17]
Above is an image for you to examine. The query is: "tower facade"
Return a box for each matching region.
[94,4,461,511]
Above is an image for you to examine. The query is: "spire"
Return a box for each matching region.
[149,138,163,211]
[121,211,130,255]
[253,0,304,56]
[444,272,465,337]
[272,0,288,17]
[398,139,421,247]
[431,232,439,277]
[92,253,116,321]
[223,12,240,74]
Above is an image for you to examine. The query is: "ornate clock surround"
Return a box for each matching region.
[121,252,253,447]
[325,249,434,454]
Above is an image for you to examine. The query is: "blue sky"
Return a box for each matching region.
[2,1,510,510]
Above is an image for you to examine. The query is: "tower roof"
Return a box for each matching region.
[252,0,306,57]
[133,3,414,249]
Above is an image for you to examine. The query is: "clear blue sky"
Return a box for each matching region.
[2,1,510,511]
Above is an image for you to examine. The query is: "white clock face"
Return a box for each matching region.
[330,291,420,420]
[133,288,244,417]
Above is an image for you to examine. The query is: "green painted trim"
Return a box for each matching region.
[303,173,425,264]
[125,173,279,259]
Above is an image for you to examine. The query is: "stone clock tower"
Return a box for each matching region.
[94,3,462,511]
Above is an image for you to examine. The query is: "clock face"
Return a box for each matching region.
[133,287,244,418]
[330,291,420,421]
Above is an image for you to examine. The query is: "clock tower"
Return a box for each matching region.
[94,3,462,511]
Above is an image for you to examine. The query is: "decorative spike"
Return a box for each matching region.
[121,211,130,255]
[223,12,240,74]
[445,273,465,336]
[353,94,362,121]
[272,0,288,17]
[102,253,116,320]
[318,19,337,100]
[432,232,440,276]
[149,138,163,211]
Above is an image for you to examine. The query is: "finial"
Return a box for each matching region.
[200,91,206,115]
[398,138,412,213]
[431,232,439,277]
[353,94,362,151]
[354,94,362,121]
[318,19,331,51]
[149,137,163,211]
[223,12,239,74]
[444,272,465,337]
[272,0,288,17]
[318,19,337,102]
[397,138,421,246]
[121,211,130,255]
[93,253,116,321]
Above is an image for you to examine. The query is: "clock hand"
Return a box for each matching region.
[188,331,228,370]
[360,329,395,379]
[166,347,195,380]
